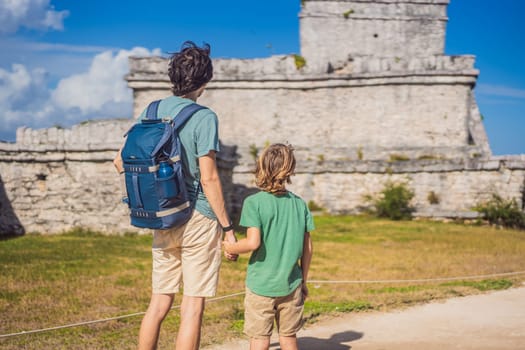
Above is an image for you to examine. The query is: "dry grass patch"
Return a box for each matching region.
[1,217,525,349]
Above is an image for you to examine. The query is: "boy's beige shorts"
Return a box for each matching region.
[151,210,222,297]
[244,286,304,338]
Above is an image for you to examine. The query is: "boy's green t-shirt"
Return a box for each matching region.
[138,95,220,219]
[240,191,315,297]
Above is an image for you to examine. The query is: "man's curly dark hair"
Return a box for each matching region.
[168,41,213,96]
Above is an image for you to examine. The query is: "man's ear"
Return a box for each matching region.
[197,84,207,97]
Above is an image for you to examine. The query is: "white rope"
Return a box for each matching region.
[2,270,525,339]
[0,291,245,339]
[308,270,525,284]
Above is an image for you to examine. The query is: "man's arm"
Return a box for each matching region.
[113,148,124,173]
[223,227,261,255]
[199,151,237,243]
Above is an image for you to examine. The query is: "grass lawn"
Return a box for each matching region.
[1,215,524,349]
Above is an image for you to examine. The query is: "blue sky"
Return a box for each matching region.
[0,0,523,155]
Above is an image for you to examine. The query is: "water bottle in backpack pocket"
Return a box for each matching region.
[157,160,178,199]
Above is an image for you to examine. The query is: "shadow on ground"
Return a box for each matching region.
[270,330,364,350]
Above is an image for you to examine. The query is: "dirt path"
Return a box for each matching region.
[203,285,525,349]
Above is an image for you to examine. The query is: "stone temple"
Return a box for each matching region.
[1,0,524,234]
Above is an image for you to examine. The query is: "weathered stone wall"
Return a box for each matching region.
[0,152,128,234]
[128,54,484,165]
[2,133,523,235]
[201,83,472,160]
[121,0,525,222]
[0,125,129,234]
[234,157,525,218]
[0,120,236,235]
[300,0,450,72]
[1,0,523,235]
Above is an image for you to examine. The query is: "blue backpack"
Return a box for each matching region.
[121,100,206,229]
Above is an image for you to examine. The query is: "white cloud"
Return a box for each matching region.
[0,37,113,53]
[0,37,114,84]
[0,47,161,141]
[0,64,51,120]
[0,2,164,141]
[0,0,69,34]
[477,84,525,99]
[52,47,161,115]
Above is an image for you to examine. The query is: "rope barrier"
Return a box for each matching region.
[308,270,525,284]
[0,291,245,339]
[2,270,525,339]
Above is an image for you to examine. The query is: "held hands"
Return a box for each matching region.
[223,230,239,262]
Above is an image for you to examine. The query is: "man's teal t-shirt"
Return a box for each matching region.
[138,95,220,219]
[239,191,315,297]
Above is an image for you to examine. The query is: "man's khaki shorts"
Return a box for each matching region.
[151,210,222,297]
[244,285,304,339]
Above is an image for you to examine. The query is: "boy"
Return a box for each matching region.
[223,143,314,350]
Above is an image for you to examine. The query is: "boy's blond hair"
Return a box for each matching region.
[255,144,296,194]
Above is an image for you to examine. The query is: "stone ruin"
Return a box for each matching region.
[1,0,524,234]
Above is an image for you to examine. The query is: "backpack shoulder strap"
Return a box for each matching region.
[148,102,206,158]
[173,103,207,130]
[145,100,161,120]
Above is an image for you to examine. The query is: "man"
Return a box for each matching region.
[113,41,237,350]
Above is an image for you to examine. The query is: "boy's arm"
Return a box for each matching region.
[301,231,313,297]
[223,227,261,255]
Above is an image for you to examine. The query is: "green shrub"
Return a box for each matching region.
[249,144,259,161]
[427,191,440,205]
[308,200,324,212]
[418,154,441,160]
[441,279,513,291]
[293,54,306,70]
[389,154,410,162]
[369,182,415,220]
[474,194,525,230]
[357,146,363,160]
[343,9,354,19]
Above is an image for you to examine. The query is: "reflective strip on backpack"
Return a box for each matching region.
[148,164,160,173]
[130,209,155,218]
[156,202,191,217]
[130,201,190,219]
[124,164,159,173]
